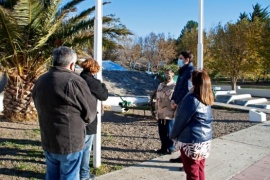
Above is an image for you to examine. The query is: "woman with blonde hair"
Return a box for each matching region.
[170,70,214,180]
[79,58,108,180]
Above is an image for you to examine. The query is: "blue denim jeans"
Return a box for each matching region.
[80,134,95,180]
[44,150,83,180]
[158,119,175,152]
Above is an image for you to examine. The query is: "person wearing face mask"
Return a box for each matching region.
[154,69,176,154]
[169,51,195,163]
[79,58,108,180]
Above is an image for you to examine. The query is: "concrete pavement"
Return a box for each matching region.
[96,120,270,180]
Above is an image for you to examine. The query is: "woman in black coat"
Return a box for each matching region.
[79,58,108,180]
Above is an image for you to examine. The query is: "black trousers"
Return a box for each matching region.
[158,119,175,152]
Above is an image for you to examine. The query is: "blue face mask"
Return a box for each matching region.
[177,59,183,67]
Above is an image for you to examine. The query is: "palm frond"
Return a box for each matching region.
[0,6,21,58]
[30,0,60,29]
[12,0,31,25]
[66,5,95,25]
[67,31,94,47]
[60,17,95,40]
[55,0,84,18]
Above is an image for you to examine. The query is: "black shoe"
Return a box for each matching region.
[169,156,182,163]
[88,174,96,180]
[168,149,175,154]
[155,149,167,154]
[167,150,172,155]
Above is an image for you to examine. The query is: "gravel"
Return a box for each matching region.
[100,107,266,168]
[0,107,268,179]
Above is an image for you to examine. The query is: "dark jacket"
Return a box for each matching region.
[80,70,108,134]
[171,63,194,105]
[170,92,212,143]
[32,67,97,154]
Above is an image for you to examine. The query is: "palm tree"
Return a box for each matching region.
[0,0,132,121]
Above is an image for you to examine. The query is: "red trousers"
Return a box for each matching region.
[180,148,205,180]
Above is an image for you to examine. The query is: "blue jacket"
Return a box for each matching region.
[171,63,194,105]
[170,92,212,143]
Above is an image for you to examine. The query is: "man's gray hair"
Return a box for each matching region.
[53,46,77,67]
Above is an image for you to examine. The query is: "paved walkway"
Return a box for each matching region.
[230,154,270,180]
[96,120,270,180]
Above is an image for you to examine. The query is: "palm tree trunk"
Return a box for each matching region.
[3,73,37,122]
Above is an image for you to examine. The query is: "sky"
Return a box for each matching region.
[74,0,270,38]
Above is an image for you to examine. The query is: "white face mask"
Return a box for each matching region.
[177,59,183,67]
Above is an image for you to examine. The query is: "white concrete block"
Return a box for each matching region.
[214,90,236,96]
[213,87,222,90]
[249,109,266,122]
[0,92,3,113]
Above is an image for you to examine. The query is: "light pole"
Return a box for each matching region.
[197,0,204,70]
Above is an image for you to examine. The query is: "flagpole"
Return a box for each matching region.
[197,0,204,69]
[93,0,103,168]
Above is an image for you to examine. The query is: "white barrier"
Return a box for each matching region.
[249,109,266,122]
[212,85,270,98]
[237,88,270,98]
[0,92,3,113]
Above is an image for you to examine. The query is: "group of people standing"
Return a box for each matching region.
[32,46,213,180]
[32,46,108,180]
[155,51,214,180]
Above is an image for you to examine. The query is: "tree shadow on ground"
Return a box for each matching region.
[0,138,41,146]
[212,120,259,123]
[102,146,153,153]
[0,138,45,179]
[0,168,44,179]
[0,126,39,131]
[0,147,44,160]
[105,134,159,140]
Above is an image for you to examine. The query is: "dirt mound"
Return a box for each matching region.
[103,70,159,96]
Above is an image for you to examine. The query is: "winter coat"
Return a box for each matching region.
[155,81,176,120]
[170,92,212,143]
[171,63,194,105]
[80,70,108,134]
[32,67,97,154]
